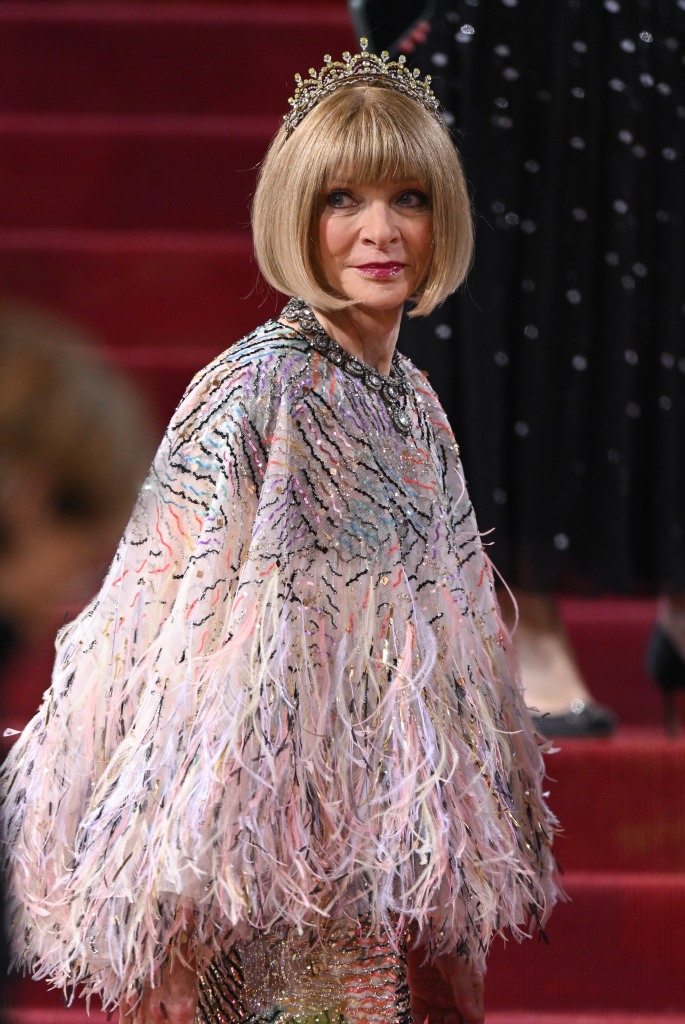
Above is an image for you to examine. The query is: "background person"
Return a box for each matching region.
[0,303,155,1018]
[0,304,155,662]
[363,0,685,737]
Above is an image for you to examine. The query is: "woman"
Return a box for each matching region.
[0,44,559,1024]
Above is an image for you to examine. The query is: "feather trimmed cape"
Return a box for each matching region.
[0,319,559,1010]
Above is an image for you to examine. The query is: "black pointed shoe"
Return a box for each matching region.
[531,699,617,739]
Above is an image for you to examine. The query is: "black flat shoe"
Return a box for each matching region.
[531,700,617,739]
[645,624,685,737]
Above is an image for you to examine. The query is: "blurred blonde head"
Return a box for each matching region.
[0,304,155,637]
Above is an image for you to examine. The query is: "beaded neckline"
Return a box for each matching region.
[280,297,412,436]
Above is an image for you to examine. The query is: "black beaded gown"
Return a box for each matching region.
[399,0,685,594]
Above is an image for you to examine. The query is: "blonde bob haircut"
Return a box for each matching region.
[252,83,473,318]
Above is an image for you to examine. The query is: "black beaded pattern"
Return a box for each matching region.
[197,950,247,1023]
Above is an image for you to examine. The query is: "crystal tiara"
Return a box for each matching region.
[283,38,444,136]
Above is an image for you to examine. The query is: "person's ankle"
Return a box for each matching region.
[516,633,593,714]
[656,596,685,657]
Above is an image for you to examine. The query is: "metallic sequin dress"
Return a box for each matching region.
[0,312,559,1018]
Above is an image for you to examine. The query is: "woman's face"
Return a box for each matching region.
[317,180,433,315]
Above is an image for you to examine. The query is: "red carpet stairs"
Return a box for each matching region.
[1,3,685,1021]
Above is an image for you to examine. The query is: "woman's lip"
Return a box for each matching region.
[355,263,405,278]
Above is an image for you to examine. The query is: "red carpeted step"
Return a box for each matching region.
[5,999,108,1023]
[12,1003,685,1024]
[7,1011,106,1023]
[0,113,274,232]
[0,227,284,423]
[0,226,281,344]
[561,597,663,727]
[486,872,685,1013]
[14,0,344,6]
[549,729,685,874]
[7,1009,685,1024]
[0,3,355,117]
[488,1017,685,1024]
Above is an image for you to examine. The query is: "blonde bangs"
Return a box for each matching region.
[314,94,436,192]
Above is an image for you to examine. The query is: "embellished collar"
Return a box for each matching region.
[280,297,412,435]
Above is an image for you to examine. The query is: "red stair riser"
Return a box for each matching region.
[486,874,685,1012]
[0,231,282,352]
[547,729,685,873]
[0,7,355,117]
[563,598,662,726]
[8,1008,685,1024]
[0,118,272,232]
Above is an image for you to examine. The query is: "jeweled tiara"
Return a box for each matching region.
[283,38,444,136]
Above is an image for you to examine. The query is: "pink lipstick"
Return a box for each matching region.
[356,262,405,279]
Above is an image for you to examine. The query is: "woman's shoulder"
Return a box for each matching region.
[169,319,313,434]
[189,318,310,396]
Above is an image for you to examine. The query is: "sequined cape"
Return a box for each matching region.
[0,319,559,1010]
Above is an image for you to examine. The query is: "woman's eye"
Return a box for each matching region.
[326,190,355,209]
[397,189,429,208]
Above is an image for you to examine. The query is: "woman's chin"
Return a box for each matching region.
[338,278,414,315]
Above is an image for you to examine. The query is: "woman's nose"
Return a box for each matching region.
[361,202,400,246]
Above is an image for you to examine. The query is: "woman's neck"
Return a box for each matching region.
[313,306,402,376]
